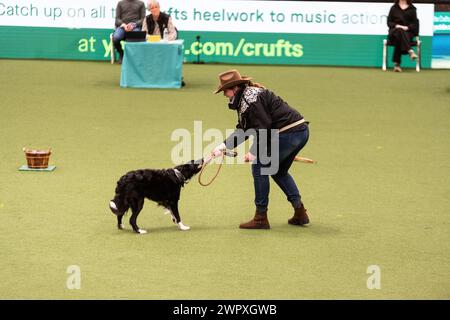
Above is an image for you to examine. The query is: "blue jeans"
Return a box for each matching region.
[252,127,309,212]
[112,27,141,58]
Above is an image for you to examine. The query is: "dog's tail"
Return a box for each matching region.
[109,174,134,215]
[109,194,129,216]
[109,199,121,215]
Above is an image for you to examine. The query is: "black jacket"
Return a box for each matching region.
[387,4,419,36]
[224,86,306,151]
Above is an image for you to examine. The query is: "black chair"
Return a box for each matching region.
[382,37,421,72]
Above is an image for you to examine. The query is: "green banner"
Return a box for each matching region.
[181,31,432,68]
[434,12,450,35]
[0,26,112,60]
[0,26,432,68]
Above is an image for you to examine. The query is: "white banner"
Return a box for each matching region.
[0,0,117,28]
[0,0,434,36]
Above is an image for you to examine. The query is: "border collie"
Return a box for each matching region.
[109,160,203,234]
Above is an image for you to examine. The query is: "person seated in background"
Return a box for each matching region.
[387,0,419,72]
[113,0,146,63]
[141,0,184,86]
[142,0,177,41]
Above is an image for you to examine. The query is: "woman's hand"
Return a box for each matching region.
[244,152,256,162]
[211,143,226,158]
[395,24,408,31]
[124,23,136,32]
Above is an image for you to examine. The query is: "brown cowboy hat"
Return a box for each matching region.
[213,69,252,94]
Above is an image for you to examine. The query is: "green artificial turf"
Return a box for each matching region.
[0,59,449,299]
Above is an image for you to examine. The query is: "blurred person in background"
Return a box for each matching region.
[387,0,420,72]
[142,0,177,41]
[113,0,146,63]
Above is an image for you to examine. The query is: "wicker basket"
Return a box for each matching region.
[23,148,51,169]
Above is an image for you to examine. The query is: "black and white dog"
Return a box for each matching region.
[109,160,203,234]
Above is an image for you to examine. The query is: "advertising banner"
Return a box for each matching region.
[432,12,450,68]
[434,12,450,34]
[0,0,435,68]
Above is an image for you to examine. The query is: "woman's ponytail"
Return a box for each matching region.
[247,81,265,89]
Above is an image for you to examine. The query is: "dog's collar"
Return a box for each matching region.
[173,169,186,184]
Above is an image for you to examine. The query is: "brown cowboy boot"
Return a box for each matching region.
[288,204,310,226]
[239,211,270,229]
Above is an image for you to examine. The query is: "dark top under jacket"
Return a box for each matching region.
[387,4,419,36]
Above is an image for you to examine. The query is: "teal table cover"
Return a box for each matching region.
[120,40,184,89]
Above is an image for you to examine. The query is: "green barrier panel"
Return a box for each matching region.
[0,26,432,68]
[434,12,450,35]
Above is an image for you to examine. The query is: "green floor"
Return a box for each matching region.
[0,60,449,299]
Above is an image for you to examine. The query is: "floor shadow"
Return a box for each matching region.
[268,223,341,238]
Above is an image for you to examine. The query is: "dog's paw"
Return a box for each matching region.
[177,222,190,231]
[137,229,148,234]
[118,223,125,230]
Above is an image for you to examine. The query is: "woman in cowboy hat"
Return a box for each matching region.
[210,69,310,229]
